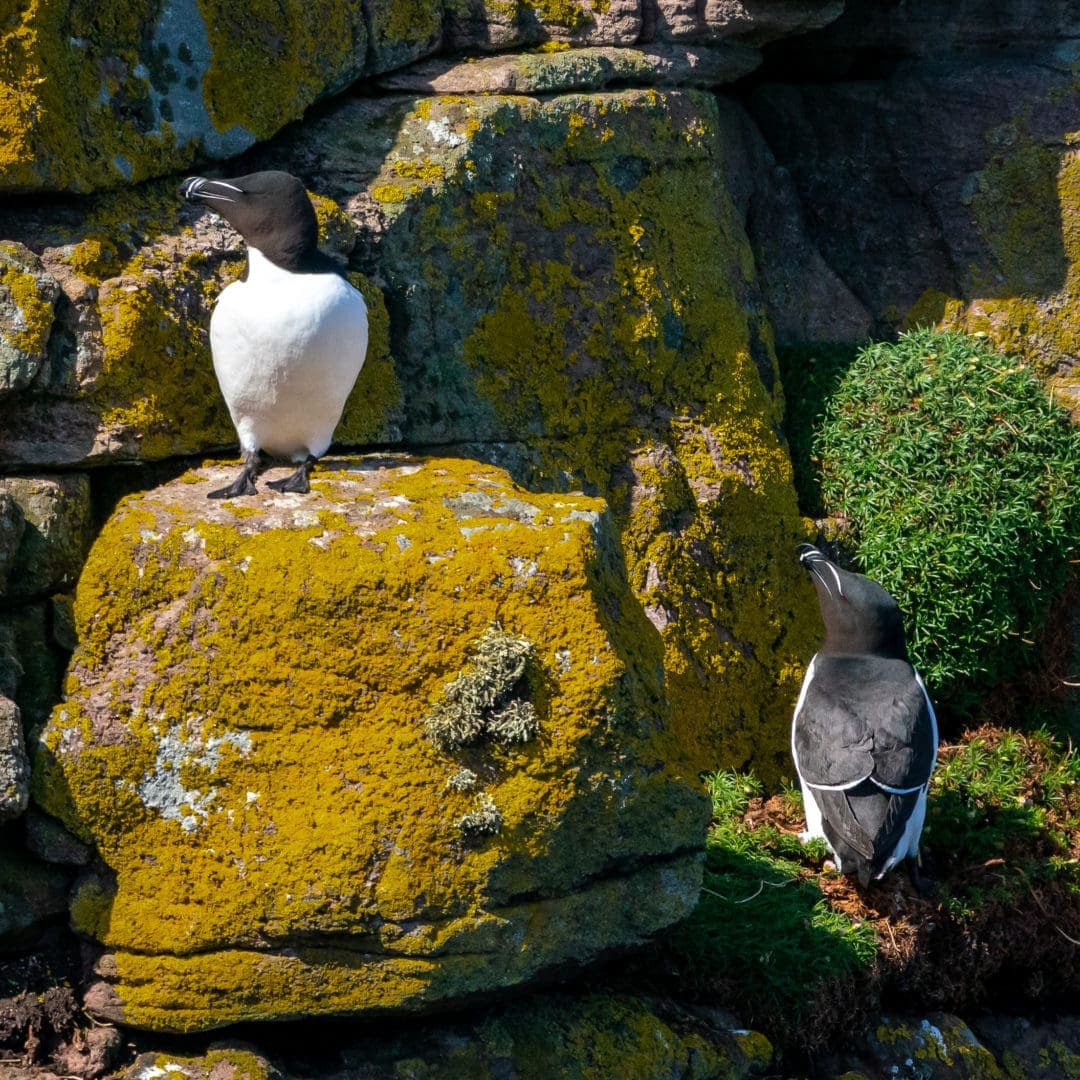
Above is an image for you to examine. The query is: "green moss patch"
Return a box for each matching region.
[666,772,878,1055]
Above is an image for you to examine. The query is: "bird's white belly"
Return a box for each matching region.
[210,266,368,460]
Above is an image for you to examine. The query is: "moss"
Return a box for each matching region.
[0,246,54,356]
[36,457,708,1031]
[361,90,818,782]
[196,0,362,139]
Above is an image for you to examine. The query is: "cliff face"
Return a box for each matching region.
[0,0,1077,1069]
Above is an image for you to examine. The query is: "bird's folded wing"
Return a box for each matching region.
[794,657,936,793]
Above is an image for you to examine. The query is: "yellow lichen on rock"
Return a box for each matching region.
[906,139,1080,418]
[35,456,707,1032]
[370,90,819,779]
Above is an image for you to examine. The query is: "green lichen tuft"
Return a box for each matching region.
[423,625,537,751]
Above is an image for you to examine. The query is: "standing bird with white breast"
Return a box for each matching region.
[792,544,938,891]
[181,171,368,498]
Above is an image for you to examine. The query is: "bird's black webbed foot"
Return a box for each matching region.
[906,855,936,898]
[266,455,317,495]
[208,453,259,499]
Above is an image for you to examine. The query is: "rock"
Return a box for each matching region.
[0,187,400,468]
[0,0,369,195]
[0,0,847,196]
[35,456,709,1032]
[748,45,1080,402]
[49,1023,124,1080]
[0,604,66,737]
[0,492,25,592]
[0,86,820,780]
[0,475,92,600]
[971,1015,1080,1080]
[308,994,772,1078]
[777,0,1080,65]
[24,809,92,866]
[646,0,844,47]
[122,1044,280,1080]
[0,846,70,947]
[282,89,821,777]
[714,96,871,346]
[378,43,763,94]
[0,243,61,394]
[839,1014,1005,1079]
[0,696,29,822]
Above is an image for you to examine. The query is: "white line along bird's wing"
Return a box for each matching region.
[793,654,937,881]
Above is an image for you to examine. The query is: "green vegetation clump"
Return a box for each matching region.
[814,328,1080,712]
[924,725,1080,914]
[668,772,877,1051]
[423,625,538,751]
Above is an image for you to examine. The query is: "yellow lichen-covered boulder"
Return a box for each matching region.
[34,456,709,1033]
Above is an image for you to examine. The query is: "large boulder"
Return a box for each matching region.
[35,456,709,1032]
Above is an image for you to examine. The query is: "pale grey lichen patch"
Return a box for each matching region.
[457,792,501,835]
[446,767,477,792]
[147,0,254,156]
[136,720,252,832]
[445,491,540,524]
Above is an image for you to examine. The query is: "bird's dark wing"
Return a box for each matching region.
[794,656,936,791]
[813,781,922,882]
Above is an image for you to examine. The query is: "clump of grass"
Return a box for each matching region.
[925,726,1080,914]
[667,772,877,1052]
[423,626,537,751]
[815,328,1080,714]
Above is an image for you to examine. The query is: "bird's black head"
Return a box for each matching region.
[796,543,909,660]
[180,171,320,270]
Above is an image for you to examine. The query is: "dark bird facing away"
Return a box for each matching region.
[792,544,938,890]
[181,171,368,499]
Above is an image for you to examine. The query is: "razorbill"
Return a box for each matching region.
[181,171,368,498]
[792,544,938,890]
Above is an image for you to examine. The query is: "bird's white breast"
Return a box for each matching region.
[210,247,368,460]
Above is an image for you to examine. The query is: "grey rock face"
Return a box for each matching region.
[0,696,28,822]
[0,475,92,600]
[0,493,25,592]
[24,808,93,866]
[0,243,61,395]
[0,846,70,946]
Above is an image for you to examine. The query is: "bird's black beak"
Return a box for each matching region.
[180,176,242,203]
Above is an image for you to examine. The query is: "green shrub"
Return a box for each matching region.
[815,328,1080,713]
[924,725,1080,915]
